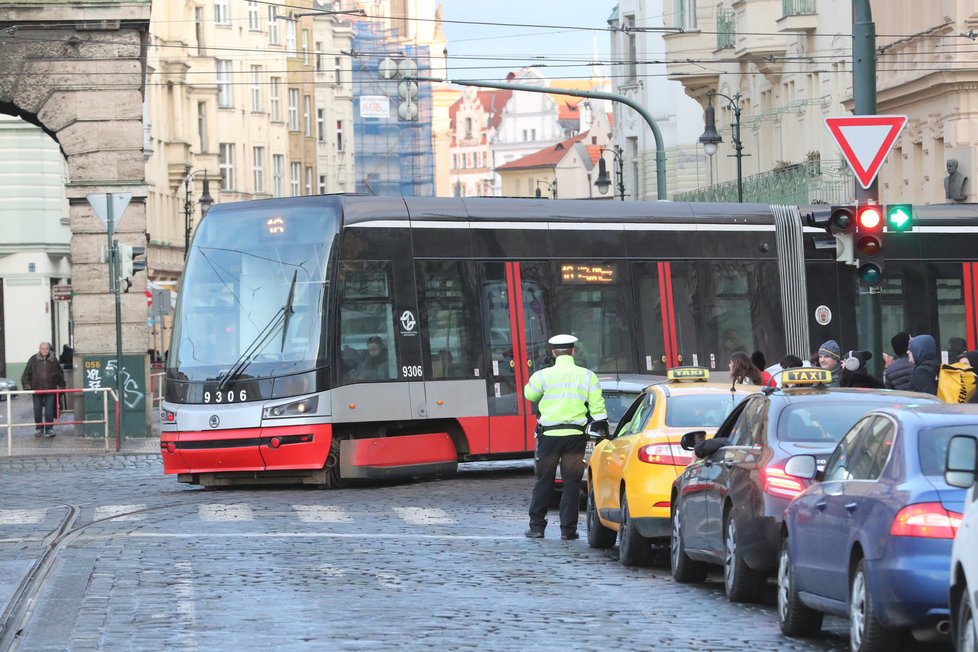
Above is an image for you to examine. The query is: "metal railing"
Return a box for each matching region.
[782,0,816,16]
[3,387,117,456]
[674,159,856,204]
[717,7,735,49]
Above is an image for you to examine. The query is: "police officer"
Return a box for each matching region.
[523,334,608,540]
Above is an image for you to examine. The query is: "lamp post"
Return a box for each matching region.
[699,91,745,203]
[183,169,215,258]
[535,179,557,199]
[594,145,625,200]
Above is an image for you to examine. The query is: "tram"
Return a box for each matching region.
[159,195,978,487]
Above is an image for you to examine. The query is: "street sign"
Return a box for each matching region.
[86,192,132,229]
[824,115,907,189]
[52,284,72,301]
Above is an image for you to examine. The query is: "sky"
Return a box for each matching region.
[436,2,616,82]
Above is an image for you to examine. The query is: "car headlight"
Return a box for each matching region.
[262,396,319,419]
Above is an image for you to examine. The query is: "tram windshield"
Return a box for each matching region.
[168,201,338,394]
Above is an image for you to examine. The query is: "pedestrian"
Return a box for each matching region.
[883,332,913,390]
[767,354,804,387]
[817,340,842,387]
[59,344,74,370]
[21,341,66,437]
[729,351,763,385]
[960,352,978,404]
[908,334,940,395]
[523,334,607,541]
[949,337,968,363]
[751,350,774,386]
[840,350,885,388]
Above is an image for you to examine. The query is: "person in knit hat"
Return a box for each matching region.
[884,331,913,391]
[817,339,842,387]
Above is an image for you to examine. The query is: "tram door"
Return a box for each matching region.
[482,262,550,453]
[633,261,691,373]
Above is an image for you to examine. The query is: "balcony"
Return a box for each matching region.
[733,0,786,62]
[716,8,735,50]
[663,30,721,88]
[777,0,817,32]
[672,159,855,204]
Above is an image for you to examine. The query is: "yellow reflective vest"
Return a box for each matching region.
[523,354,607,436]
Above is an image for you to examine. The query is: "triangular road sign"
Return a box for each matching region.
[86,192,132,230]
[825,115,907,189]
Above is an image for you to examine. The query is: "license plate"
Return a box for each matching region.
[585,440,595,457]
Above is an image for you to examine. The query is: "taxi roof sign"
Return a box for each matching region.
[782,368,832,386]
[667,367,710,382]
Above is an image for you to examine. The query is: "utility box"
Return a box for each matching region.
[80,354,148,438]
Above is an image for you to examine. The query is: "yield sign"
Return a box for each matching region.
[825,115,907,189]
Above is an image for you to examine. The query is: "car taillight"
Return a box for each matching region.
[889,503,963,539]
[637,444,694,466]
[760,464,808,500]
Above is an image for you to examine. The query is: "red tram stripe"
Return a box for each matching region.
[965,263,975,351]
[665,262,679,368]
[505,263,524,416]
[657,262,674,369]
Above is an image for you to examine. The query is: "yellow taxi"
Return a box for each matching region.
[586,367,755,566]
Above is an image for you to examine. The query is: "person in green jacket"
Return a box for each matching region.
[523,334,608,540]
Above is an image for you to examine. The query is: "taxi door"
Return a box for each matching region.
[592,392,655,517]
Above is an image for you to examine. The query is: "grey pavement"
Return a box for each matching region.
[0,393,159,459]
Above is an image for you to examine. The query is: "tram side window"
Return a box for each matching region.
[418,261,481,380]
[555,281,636,374]
[933,264,967,360]
[700,262,781,363]
[338,261,396,383]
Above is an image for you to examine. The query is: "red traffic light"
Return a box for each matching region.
[856,205,883,232]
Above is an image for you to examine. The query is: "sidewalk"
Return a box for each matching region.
[0,395,160,458]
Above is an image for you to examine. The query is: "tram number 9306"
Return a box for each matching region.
[203,389,248,404]
[401,365,423,378]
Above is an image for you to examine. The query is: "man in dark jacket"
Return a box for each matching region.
[884,332,913,390]
[908,334,939,395]
[21,341,65,437]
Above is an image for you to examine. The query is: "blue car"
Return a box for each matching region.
[778,404,972,652]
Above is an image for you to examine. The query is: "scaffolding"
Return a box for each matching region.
[352,19,434,197]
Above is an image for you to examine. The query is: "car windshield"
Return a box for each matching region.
[919,424,978,476]
[169,200,339,384]
[778,398,929,443]
[665,394,747,428]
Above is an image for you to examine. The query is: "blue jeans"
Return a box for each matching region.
[32,393,57,432]
[528,434,587,533]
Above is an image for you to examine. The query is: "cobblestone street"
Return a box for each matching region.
[0,455,856,651]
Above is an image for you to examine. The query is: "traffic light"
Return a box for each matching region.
[828,205,856,265]
[119,243,146,292]
[855,204,884,287]
[886,204,913,232]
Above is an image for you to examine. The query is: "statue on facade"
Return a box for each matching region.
[945,158,968,201]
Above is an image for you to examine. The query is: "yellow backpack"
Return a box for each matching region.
[937,362,978,404]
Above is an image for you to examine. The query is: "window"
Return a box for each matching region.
[302,29,309,65]
[286,20,297,53]
[419,262,483,380]
[334,57,342,84]
[727,397,766,446]
[824,421,866,482]
[250,65,262,112]
[214,0,229,25]
[303,95,312,137]
[674,0,697,30]
[619,395,656,437]
[270,77,281,121]
[268,6,280,44]
[464,117,473,140]
[336,120,344,151]
[219,143,235,191]
[339,261,397,383]
[288,88,299,131]
[624,14,637,80]
[847,418,896,480]
[194,7,204,55]
[315,41,323,72]
[919,425,978,476]
[554,275,635,373]
[317,109,325,143]
[272,154,284,197]
[216,60,232,108]
[247,1,260,30]
[665,394,747,428]
[290,161,300,196]
[252,146,265,193]
[305,166,313,195]
[318,174,327,195]
[197,101,207,153]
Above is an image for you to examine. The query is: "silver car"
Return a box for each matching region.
[0,377,17,400]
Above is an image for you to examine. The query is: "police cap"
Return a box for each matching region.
[548,334,579,346]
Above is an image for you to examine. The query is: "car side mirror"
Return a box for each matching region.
[680,430,708,452]
[784,454,818,481]
[945,434,978,489]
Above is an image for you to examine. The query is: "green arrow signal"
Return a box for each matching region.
[886,204,913,232]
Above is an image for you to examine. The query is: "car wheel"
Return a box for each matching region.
[618,491,651,566]
[586,482,616,549]
[957,586,976,652]
[670,505,707,583]
[777,536,823,637]
[723,511,765,603]
[850,559,897,652]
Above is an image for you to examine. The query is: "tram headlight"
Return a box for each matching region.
[263,396,319,419]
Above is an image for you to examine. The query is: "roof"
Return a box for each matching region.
[448,88,513,131]
[495,132,590,171]
[597,374,664,394]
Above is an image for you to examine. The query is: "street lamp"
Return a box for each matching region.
[183,169,215,258]
[594,145,625,200]
[535,179,557,199]
[699,90,745,203]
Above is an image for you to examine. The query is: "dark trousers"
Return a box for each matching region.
[32,393,57,432]
[528,433,587,533]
